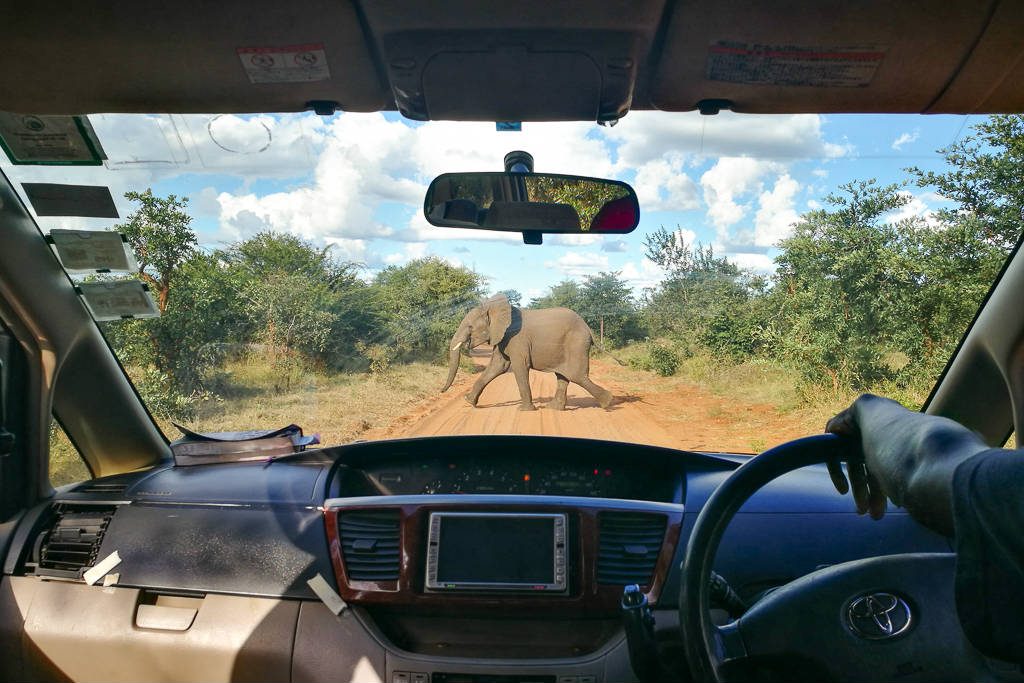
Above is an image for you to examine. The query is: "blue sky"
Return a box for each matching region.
[2,110,976,303]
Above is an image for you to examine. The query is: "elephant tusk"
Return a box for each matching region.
[450,341,464,351]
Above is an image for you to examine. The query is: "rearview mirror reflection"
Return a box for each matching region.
[424,172,639,236]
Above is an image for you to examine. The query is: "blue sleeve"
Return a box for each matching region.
[951,448,1024,663]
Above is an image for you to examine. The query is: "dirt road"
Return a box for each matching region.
[364,351,817,452]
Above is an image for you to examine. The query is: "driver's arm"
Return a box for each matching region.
[827,394,1024,662]
[825,394,990,535]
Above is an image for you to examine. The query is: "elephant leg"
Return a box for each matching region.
[573,375,614,409]
[512,365,537,411]
[550,374,569,411]
[465,353,510,406]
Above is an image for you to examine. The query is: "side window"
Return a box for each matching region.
[49,418,90,487]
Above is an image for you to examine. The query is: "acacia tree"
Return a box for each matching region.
[530,279,583,310]
[642,227,759,356]
[372,257,486,360]
[579,271,640,347]
[910,115,1024,251]
[116,189,197,312]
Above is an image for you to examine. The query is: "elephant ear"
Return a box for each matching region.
[484,294,512,345]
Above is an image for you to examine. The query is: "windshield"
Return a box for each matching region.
[4,111,1020,455]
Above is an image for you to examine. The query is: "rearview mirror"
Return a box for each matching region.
[424,172,639,240]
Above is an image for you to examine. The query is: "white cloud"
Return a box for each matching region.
[700,158,780,232]
[620,258,666,290]
[383,242,428,265]
[548,233,603,246]
[633,157,700,212]
[754,174,801,247]
[324,237,370,262]
[812,169,829,179]
[891,129,920,151]
[606,111,849,166]
[408,120,614,179]
[726,252,776,273]
[601,239,628,253]
[886,190,940,227]
[671,227,698,248]
[545,252,609,277]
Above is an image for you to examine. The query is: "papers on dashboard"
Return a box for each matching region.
[170,423,320,466]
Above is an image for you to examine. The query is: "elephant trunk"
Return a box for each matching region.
[441,337,465,392]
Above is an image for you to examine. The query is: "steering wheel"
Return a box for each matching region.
[678,434,986,683]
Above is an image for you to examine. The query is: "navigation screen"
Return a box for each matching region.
[435,515,555,584]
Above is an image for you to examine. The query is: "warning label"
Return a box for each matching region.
[706,42,886,87]
[237,43,331,84]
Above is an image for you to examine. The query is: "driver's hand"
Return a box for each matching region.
[825,403,888,520]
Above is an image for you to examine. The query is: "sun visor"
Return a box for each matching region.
[383,32,641,122]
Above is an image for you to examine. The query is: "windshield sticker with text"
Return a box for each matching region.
[706,42,887,87]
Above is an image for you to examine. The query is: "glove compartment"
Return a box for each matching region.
[8,577,298,683]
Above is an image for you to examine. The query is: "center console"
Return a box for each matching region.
[323,495,683,657]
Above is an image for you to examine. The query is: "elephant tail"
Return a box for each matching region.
[589,329,627,366]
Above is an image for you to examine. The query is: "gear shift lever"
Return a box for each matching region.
[621,584,662,681]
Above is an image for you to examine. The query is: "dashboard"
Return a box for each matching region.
[1,434,955,683]
[338,454,680,500]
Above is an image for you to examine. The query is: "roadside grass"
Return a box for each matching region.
[49,422,91,487]
[48,356,451,485]
[184,356,448,447]
[602,341,931,440]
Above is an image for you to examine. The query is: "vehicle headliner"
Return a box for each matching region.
[4,1,1023,119]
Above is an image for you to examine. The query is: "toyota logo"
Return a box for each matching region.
[846,593,913,640]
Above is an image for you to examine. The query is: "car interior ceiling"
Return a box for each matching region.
[3,2,1024,683]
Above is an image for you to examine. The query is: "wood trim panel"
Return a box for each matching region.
[324,497,683,615]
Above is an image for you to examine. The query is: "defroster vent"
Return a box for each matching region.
[338,509,401,582]
[597,512,667,586]
[29,503,118,579]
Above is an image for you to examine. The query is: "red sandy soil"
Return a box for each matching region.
[364,350,817,453]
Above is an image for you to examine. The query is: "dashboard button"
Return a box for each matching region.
[392,672,410,683]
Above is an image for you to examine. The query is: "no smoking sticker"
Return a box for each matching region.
[236,43,331,84]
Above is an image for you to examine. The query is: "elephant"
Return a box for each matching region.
[441,294,613,411]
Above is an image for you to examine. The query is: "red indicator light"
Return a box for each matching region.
[523,474,531,482]
[605,469,612,477]
[593,468,599,475]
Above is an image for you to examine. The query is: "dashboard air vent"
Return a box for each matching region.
[338,509,401,582]
[29,503,118,579]
[597,512,667,586]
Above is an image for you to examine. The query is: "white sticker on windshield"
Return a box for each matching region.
[78,281,160,321]
[50,229,139,273]
[0,114,106,165]
[236,44,331,84]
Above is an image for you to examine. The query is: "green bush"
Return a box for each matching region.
[626,340,680,377]
[133,367,210,420]
[356,342,393,376]
[648,342,681,377]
